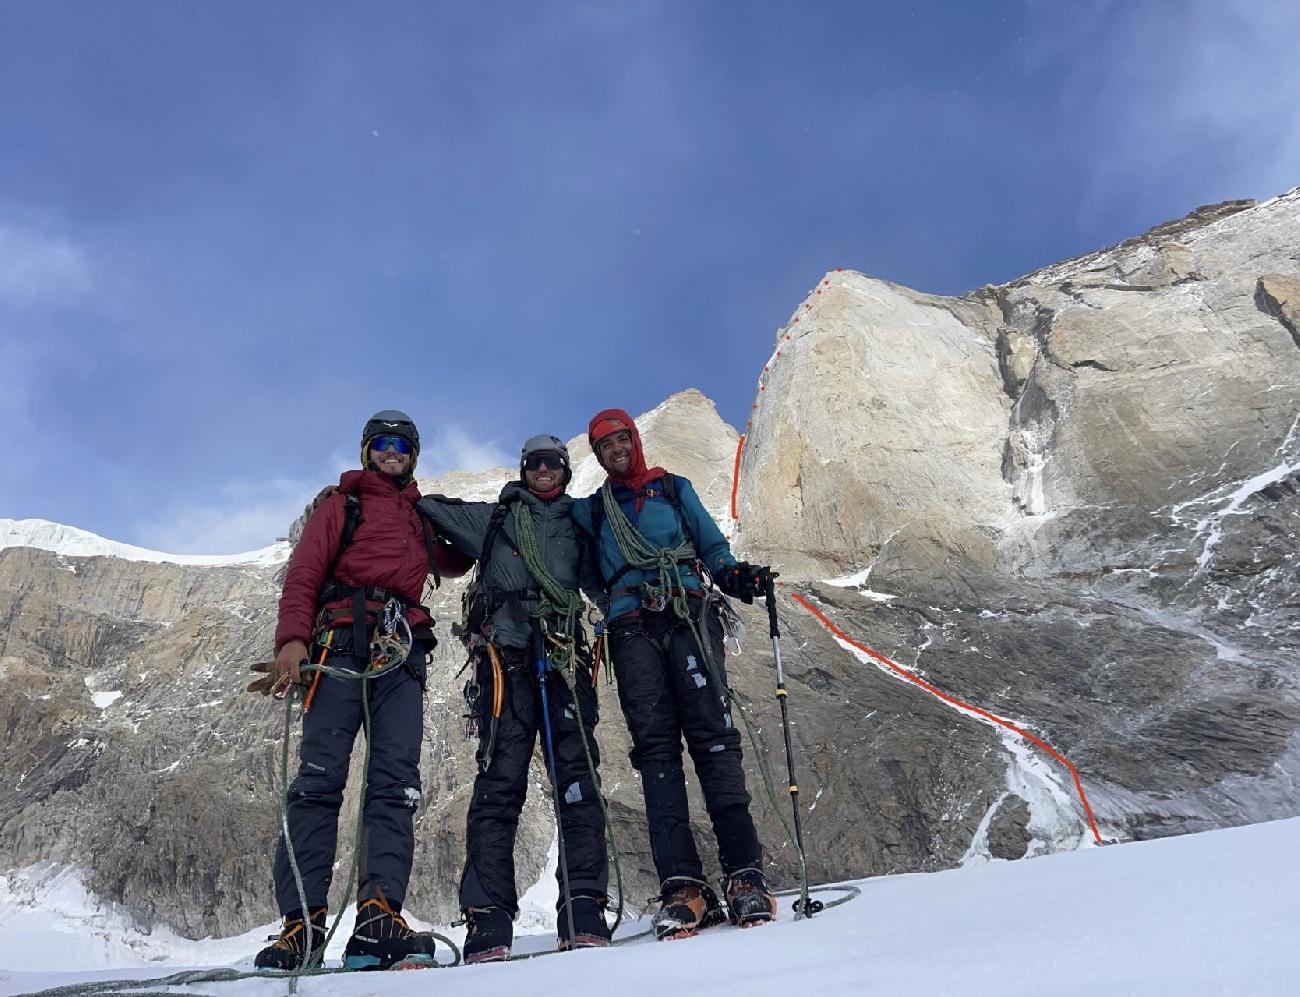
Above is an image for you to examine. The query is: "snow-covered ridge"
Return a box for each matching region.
[0,519,288,567]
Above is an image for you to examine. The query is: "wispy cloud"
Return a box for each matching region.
[139,428,512,553]
[0,224,91,303]
[141,477,318,554]
[1027,0,1300,211]
[419,426,513,477]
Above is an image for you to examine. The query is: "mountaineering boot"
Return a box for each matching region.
[557,894,612,950]
[724,867,778,928]
[651,877,726,941]
[254,907,328,970]
[342,895,437,970]
[462,906,513,964]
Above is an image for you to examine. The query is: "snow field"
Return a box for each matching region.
[2,817,1296,996]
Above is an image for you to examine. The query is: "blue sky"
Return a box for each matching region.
[2,0,1297,552]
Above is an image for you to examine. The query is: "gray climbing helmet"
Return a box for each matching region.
[361,409,421,472]
[519,433,571,486]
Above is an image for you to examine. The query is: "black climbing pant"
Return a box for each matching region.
[609,604,761,884]
[273,633,427,914]
[458,643,607,915]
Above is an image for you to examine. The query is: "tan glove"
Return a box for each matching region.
[247,639,309,696]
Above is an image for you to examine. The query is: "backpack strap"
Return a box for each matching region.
[478,500,516,579]
[334,494,369,655]
[419,517,442,589]
[315,493,364,605]
[457,500,518,642]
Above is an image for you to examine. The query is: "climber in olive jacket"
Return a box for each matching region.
[416,435,610,960]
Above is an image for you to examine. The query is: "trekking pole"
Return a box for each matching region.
[764,577,820,919]
[534,621,579,946]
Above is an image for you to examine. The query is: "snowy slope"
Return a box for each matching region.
[2,817,1295,996]
[0,518,288,566]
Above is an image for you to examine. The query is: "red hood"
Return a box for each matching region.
[588,408,665,493]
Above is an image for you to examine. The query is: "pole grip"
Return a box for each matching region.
[764,575,780,639]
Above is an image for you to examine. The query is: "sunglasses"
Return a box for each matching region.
[369,435,413,454]
[524,451,565,472]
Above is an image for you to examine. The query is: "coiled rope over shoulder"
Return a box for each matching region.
[599,480,698,621]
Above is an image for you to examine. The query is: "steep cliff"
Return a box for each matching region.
[735,188,1300,852]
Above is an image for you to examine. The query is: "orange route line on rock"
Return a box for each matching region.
[730,434,745,521]
[789,590,1104,845]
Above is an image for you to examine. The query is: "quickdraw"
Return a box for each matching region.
[370,596,413,671]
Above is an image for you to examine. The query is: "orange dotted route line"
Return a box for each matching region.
[788,590,1104,845]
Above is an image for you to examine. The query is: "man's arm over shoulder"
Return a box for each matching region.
[275,495,346,652]
[416,495,494,558]
[570,494,596,535]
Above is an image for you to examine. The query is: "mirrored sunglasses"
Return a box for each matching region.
[369,435,413,454]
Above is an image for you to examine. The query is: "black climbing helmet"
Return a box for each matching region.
[520,433,571,486]
[361,410,421,472]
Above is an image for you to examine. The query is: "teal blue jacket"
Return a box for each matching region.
[571,474,737,621]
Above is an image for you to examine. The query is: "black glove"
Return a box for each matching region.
[717,562,776,604]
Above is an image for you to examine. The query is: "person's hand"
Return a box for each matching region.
[247,640,309,696]
[275,640,309,686]
[717,562,777,604]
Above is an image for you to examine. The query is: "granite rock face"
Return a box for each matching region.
[736,188,1300,851]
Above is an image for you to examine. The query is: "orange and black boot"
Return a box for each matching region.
[651,877,726,941]
[254,907,328,970]
[343,894,437,970]
[724,867,778,928]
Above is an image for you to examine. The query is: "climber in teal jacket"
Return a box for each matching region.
[571,463,734,622]
[571,407,779,942]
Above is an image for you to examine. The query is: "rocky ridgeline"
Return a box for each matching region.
[2,193,1298,938]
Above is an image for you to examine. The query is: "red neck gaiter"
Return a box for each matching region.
[588,408,666,504]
